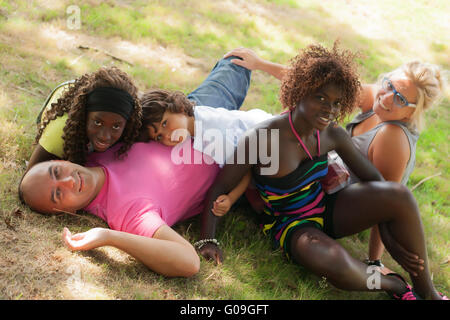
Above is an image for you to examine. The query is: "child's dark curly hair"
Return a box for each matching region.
[280,42,361,123]
[35,67,142,164]
[140,89,194,128]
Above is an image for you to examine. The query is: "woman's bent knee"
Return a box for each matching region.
[291,229,350,271]
[357,181,418,211]
[290,229,366,290]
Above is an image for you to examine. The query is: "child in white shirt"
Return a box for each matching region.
[140,89,273,215]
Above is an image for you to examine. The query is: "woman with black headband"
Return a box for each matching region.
[27,67,142,169]
[28,55,252,171]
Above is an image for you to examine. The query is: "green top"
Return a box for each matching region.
[38,84,70,158]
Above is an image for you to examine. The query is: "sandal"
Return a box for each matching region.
[386,273,422,300]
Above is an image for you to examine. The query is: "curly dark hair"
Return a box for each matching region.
[280,42,361,123]
[140,89,194,128]
[35,67,142,164]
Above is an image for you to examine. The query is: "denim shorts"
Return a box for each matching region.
[187,56,251,111]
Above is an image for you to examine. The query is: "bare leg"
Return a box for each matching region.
[368,225,385,261]
[331,181,441,299]
[368,226,393,275]
[290,227,406,294]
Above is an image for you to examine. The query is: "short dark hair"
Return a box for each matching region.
[140,89,195,128]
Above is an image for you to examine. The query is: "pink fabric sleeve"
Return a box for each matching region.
[119,199,166,239]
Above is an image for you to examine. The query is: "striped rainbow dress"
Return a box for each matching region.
[252,111,332,258]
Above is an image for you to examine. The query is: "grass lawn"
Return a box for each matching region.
[0,0,448,300]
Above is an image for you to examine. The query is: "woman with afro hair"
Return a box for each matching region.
[199,43,446,299]
[222,46,445,274]
[28,66,143,169]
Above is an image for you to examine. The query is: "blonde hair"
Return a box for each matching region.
[379,61,446,132]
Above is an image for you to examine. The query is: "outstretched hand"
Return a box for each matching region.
[378,222,424,276]
[223,47,263,71]
[62,227,110,251]
[198,243,223,265]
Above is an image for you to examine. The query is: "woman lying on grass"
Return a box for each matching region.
[199,43,447,299]
[28,67,143,168]
[223,47,445,273]
[28,53,252,170]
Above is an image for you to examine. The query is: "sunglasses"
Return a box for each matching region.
[381,78,417,108]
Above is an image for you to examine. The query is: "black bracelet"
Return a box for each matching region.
[364,259,384,268]
[193,238,220,250]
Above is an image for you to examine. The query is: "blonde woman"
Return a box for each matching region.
[344,61,445,271]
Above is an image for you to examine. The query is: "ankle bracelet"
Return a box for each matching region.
[364,259,385,268]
